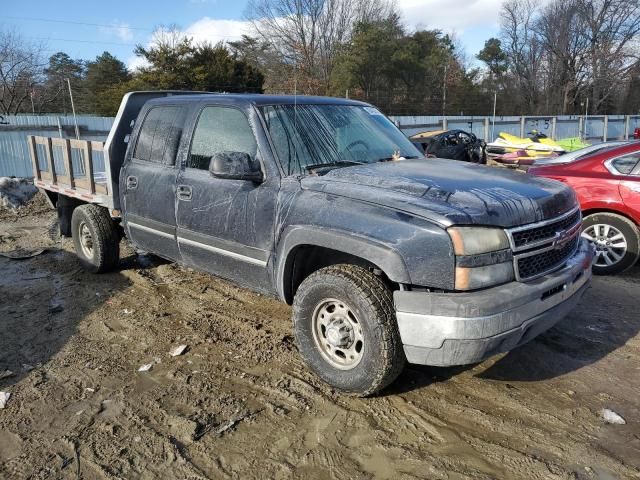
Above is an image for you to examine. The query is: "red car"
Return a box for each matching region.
[528,142,640,275]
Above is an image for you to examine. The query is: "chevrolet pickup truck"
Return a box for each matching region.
[29,91,594,396]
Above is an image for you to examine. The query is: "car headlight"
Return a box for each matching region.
[448,227,514,290]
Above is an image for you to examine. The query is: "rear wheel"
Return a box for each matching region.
[71,204,120,273]
[293,264,405,396]
[581,212,640,275]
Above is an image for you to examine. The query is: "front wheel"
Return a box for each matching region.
[293,264,405,396]
[581,212,640,275]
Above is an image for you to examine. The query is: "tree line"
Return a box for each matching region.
[1,0,639,118]
[479,0,640,115]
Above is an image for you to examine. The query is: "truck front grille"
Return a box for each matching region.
[507,208,582,281]
[511,209,581,250]
[516,235,579,280]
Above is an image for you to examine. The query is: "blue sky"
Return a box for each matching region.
[2,0,502,70]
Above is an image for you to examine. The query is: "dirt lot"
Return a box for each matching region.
[1,195,639,480]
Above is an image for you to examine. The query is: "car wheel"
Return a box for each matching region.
[71,204,120,273]
[581,212,640,275]
[293,264,405,396]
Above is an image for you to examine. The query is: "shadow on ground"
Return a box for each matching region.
[479,264,640,382]
[0,249,132,389]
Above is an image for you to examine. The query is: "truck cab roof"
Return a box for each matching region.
[144,93,371,108]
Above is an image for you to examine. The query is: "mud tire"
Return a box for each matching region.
[71,204,120,273]
[293,264,405,396]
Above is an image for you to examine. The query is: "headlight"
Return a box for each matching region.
[448,227,510,255]
[448,227,514,290]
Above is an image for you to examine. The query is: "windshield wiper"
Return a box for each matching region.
[304,160,364,172]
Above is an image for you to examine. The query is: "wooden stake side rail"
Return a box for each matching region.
[28,135,109,203]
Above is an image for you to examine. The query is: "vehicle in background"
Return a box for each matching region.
[531,140,632,166]
[487,131,565,157]
[30,91,594,396]
[409,130,486,164]
[529,142,640,275]
[634,127,640,140]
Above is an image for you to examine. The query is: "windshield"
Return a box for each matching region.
[259,104,421,175]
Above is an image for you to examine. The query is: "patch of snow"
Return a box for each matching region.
[0,177,38,208]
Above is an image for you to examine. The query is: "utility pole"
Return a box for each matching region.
[491,91,497,140]
[583,97,589,141]
[66,78,80,140]
[442,63,449,117]
[30,90,35,114]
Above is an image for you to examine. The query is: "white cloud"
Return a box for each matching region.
[125,17,251,71]
[184,17,252,45]
[99,21,135,42]
[396,0,504,33]
[126,54,149,72]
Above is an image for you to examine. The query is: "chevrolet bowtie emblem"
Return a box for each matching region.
[554,229,572,248]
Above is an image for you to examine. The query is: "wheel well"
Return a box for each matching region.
[582,208,639,227]
[282,245,394,304]
[56,195,85,237]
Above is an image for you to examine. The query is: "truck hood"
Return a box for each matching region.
[301,158,577,228]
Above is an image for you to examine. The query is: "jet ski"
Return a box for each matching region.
[487,131,565,157]
[556,137,591,152]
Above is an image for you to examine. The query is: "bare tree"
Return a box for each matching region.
[535,0,590,113]
[0,29,45,115]
[498,0,640,114]
[500,0,545,113]
[577,0,640,112]
[245,0,395,94]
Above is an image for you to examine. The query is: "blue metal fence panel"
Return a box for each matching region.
[4,114,114,131]
[0,128,108,177]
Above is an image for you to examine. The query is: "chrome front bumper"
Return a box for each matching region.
[394,239,594,366]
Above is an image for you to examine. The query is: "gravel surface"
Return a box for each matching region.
[1,197,639,479]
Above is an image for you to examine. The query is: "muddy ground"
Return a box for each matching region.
[0,195,639,480]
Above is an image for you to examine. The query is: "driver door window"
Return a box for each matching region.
[188,106,257,170]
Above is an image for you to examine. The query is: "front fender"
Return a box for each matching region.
[275,225,412,301]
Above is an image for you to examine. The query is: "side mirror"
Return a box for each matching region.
[208,151,263,182]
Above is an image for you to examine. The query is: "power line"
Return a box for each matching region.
[33,37,138,47]
[4,15,251,40]
[2,15,154,33]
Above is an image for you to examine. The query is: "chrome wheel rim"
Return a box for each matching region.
[581,224,627,267]
[312,298,364,370]
[79,222,94,258]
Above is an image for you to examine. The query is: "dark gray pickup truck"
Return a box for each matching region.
[30,91,594,395]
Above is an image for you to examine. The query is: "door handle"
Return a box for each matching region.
[126,176,138,190]
[177,184,192,201]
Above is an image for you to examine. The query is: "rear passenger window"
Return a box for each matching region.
[611,154,640,175]
[188,106,257,170]
[134,106,184,165]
